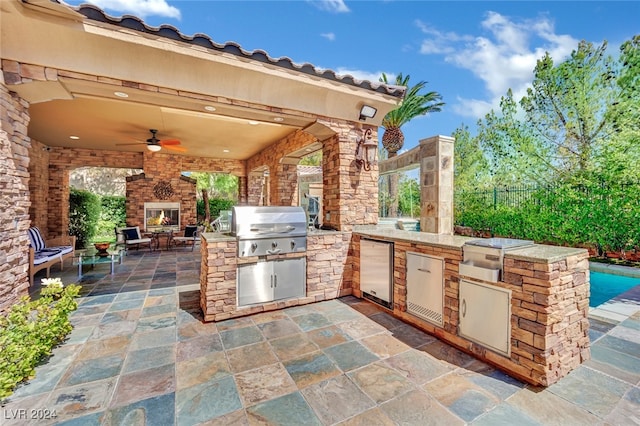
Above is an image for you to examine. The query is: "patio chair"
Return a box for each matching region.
[170,225,202,251]
[211,210,231,232]
[118,226,153,252]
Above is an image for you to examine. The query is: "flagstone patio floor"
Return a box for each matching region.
[2,249,640,425]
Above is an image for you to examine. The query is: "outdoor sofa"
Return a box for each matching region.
[28,227,76,286]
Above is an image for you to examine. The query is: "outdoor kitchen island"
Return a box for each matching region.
[199,224,591,387]
[199,228,351,321]
[352,227,591,387]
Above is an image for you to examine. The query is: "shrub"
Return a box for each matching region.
[0,279,80,399]
[93,196,126,242]
[69,189,101,248]
[197,198,234,221]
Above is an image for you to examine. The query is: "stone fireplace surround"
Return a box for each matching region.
[126,173,196,232]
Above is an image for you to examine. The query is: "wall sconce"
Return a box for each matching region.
[359,105,377,121]
[355,128,377,171]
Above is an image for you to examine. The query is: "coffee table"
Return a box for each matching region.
[72,247,124,278]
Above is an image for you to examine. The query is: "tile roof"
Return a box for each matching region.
[68,3,406,99]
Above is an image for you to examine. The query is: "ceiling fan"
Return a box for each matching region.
[117,129,186,152]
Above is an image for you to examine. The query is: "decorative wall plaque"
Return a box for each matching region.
[153,180,174,200]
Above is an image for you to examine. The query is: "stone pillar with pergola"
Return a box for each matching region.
[379,135,455,234]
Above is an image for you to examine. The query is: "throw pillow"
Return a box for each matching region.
[123,228,140,241]
[28,227,46,251]
[184,226,197,238]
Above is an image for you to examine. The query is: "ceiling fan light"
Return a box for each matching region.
[147,144,162,152]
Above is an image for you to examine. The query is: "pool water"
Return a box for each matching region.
[589,270,640,307]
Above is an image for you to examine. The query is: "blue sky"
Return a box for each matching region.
[63,0,638,155]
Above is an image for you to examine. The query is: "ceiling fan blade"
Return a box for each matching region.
[160,139,181,146]
[163,144,187,152]
[115,142,145,146]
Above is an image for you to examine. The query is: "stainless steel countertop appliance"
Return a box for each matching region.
[460,238,534,283]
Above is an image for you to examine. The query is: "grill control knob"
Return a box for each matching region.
[251,243,257,252]
[271,241,278,249]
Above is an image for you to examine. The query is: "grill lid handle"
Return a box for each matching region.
[249,226,296,234]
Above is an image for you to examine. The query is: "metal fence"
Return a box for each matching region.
[455,182,639,211]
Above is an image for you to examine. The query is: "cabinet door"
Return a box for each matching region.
[273,258,306,301]
[406,253,444,326]
[237,261,273,306]
[459,279,511,356]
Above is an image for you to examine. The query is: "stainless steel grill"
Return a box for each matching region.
[231,206,307,257]
[231,206,308,307]
[460,238,534,282]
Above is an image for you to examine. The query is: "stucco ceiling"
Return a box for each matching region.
[25,78,315,160]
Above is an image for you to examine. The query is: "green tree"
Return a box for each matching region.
[379,73,444,216]
[452,125,490,191]
[398,175,420,218]
[299,151,322,166]
[478,90,555,186]
[520,40,619,180]
[190,172,239,201]
[602,35,640,182]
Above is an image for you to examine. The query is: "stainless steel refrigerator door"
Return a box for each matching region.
[360,239,393,303]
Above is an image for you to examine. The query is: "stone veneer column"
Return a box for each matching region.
[420,135,454,235]
[271,163,298,206]
[247,172,264,206]
[0,84,31,313]
[320,121,378,230]
[237,176,248,205]
[28,139,50,236]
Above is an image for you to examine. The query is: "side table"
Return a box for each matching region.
[151,230,173,251]
[73,247,124,278]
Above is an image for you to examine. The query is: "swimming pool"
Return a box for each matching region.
[589,270,640,307]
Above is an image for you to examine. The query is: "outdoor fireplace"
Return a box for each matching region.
[144,202,180,232]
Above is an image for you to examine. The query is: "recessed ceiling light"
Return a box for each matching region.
[273,117,284,122]
[69,135,80,140]
[248,120,260,126]
[114,91,129,98]
[223,149,230,153]
[204,105,216,112]
[305,148,312,152]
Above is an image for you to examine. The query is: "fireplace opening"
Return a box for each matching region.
[145,202,180,232]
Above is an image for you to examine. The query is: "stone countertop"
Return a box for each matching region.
[202,232,235,243]
[353,226,589,262]
[307,229,346,236]
[353,227,471,250]
[506,244,588,264]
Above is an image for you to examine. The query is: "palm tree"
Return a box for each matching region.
[379,73,444,217]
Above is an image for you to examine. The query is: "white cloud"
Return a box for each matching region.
[334,68,389,84]
[417,12,578,118]
[321,32,336,41]
[309,0,350,13]
[70,0,181,19]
